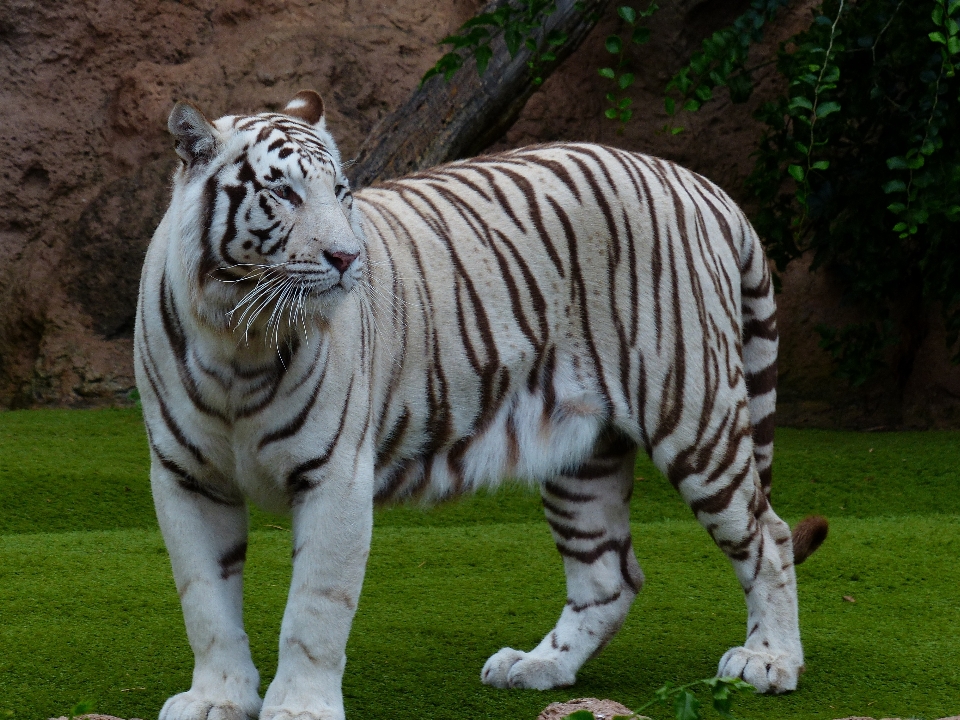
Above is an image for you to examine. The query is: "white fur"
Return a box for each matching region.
[136,103,805,720]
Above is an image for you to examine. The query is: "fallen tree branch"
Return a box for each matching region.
[346,0,610,188]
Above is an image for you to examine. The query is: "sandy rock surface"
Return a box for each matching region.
[4,0,960,423]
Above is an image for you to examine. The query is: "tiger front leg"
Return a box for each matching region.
[259,456,374,720]
[482,447,642,690]
[152,464,261,720]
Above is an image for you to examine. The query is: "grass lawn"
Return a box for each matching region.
[1,408,959,720]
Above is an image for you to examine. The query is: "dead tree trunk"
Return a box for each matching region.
[346,0,610,189]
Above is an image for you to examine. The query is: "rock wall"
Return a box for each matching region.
[2,0,959,426]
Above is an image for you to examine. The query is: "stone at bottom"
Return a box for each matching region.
[49,715,143,720]
[538,697,649,720]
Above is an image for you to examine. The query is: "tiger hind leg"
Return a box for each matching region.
[481,435,641,690]
[665,434,804,694]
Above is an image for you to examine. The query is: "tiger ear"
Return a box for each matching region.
[283,90,325,126]
[168,101,220,166]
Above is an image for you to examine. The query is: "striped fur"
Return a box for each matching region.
[135,91,825,720]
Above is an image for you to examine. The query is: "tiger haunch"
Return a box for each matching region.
[135,89,825,720]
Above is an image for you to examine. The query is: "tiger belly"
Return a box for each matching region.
[372,351,612,502]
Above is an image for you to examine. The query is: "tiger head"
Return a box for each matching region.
[165,90,364,333]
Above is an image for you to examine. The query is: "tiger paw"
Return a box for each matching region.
[481,648,576,690]
[717,646,801,694]
[159,691,260,720]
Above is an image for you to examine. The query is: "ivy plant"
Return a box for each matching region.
[663,0,792,131]
[747,0,960,382]
[421,0,571,86]
[598,3,659,132]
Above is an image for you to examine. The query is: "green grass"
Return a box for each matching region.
[1,409,959,720]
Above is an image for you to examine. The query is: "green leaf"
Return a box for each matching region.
[632,26,651,44]
[788,164,806,182]
[811,160,830,170]
[789,96,813,111]
[619,108,633,122]
[950,0,960,15]
[930,31,948,44]
[606,35,623,54]
[671,125,685,135]
[547,29,568,46]
[599,67,616,79]
[948,35,960,54]
[541,51,557,62]
[505,26,522,56]
[618,72,635,89]
[887,156,909,170]
[933,5,945,25]
[694,84,712,101]
[525,37,538,52]
[471,44,491,74]
[674,690,701,720]
[716,677,755,691]
[664,96,676,115]
[70,701,94,720]
[921,139,937,156]
[461,12,501,30]
[618,5,637,23]
[605,107,619,119]
[563,711,596,720]
[619,96,633,108]
[893,222,908,232]
[794,141,810,154]
[728,72,754,103]
[887,202,906,213]
[683,98,701,112]
[816,101,841,117]
[882,179,907,193]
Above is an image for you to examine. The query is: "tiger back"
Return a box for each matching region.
[135,90,827,720]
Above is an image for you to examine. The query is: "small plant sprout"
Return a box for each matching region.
[561,677,756,720]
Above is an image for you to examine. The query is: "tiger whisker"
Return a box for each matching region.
[234,276,286,341]
[229,274,285,326]
[267,279,298,350]
[243,282,288,344]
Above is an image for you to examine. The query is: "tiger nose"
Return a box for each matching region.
[324,250,358,274]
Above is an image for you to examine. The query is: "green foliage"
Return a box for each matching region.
[67,700,93,720]
[420,0,570,86]
[664,0,792,131]
[598,3,659,132]
[561,676,754,720]
[746,0,960,380]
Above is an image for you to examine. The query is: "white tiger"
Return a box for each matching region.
[134,89,827,720]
